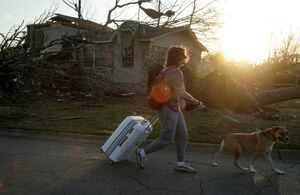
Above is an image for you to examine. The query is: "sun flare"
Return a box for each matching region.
[219,0,300,63]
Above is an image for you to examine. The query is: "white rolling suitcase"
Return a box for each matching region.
[101,116,157,164]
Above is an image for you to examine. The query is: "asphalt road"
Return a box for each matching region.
[0,130,299,195]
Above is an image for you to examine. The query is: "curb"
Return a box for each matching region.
[0,128,106,145]
[0,128,220,149]
[1,128,299,163]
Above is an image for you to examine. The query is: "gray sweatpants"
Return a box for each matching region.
[144,105,188,162]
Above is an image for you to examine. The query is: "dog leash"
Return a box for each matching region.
[205,106,241,124]
[198,103,260,132]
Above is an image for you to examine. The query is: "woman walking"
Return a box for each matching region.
[136,46,199,173]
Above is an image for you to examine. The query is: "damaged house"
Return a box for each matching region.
[26,14,113,55]
[26,14,208,94]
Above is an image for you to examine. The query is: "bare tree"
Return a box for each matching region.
[0,5,60,104]
[63,0,220,40]
[189,0,197,27]
[103,0,150,28]
[0,4,58,64]
[101,0,220,45]
[0,21,26,58]
[268,32,300,73]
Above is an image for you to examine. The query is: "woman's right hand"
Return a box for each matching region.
[191,98,199,105]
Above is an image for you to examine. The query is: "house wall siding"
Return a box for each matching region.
[78,42,148,94]
[77,43,115,92]
[111,42,150,94]
[114,43,169,94]
[117,43,202,94]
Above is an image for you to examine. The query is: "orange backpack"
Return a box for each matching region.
[148,68,172,110]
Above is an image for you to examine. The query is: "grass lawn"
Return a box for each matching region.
[0,96,299,149]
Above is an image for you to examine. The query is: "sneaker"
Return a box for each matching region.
[175,162,197,173]
[135,148,145,169]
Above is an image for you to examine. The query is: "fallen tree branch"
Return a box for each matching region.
[253,86,300,105]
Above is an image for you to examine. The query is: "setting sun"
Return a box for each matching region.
[219,0,300,63]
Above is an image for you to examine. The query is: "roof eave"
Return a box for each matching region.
[147,28,188,41]
[148,28,208,52]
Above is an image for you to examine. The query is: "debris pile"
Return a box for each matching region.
[0,55,111,104]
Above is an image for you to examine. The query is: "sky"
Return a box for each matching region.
[1,0,300,63]
[218,0,300,63]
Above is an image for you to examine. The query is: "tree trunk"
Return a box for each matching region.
[182,69,300,113]
[253,86,300,105]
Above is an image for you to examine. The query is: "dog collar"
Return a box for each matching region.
[260,131,275,142]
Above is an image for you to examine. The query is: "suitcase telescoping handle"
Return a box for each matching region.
[145,116,158,132]
[150,116,158,125]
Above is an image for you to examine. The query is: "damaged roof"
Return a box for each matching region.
[27,15,207,51]
[105,21,208,51]
[50,14,113,32]
[28,13,113,32]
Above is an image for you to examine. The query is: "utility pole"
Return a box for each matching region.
[76,0,82,37]
[157,0,161,26]
[78,0,82,19]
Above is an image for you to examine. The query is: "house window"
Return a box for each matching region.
[122,47,134,68]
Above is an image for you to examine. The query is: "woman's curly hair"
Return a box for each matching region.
[164,46,190,67]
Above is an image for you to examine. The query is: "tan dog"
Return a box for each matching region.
[211,126,289,175]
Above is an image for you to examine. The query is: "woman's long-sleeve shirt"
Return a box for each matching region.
[162,67,196,111]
